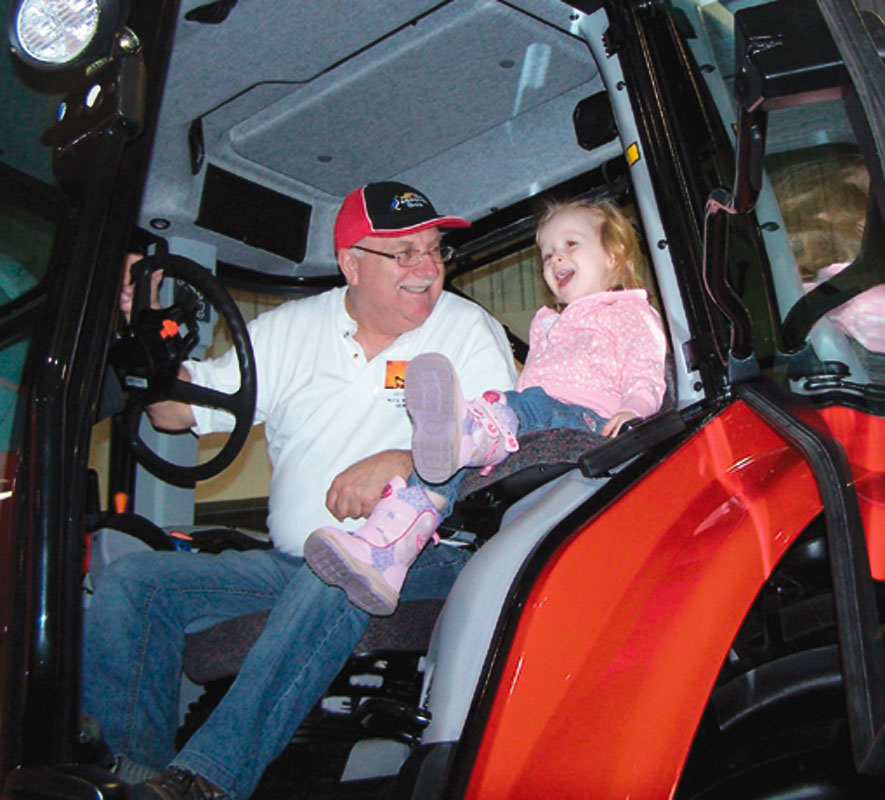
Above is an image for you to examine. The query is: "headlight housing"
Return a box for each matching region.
[8,0,128,70]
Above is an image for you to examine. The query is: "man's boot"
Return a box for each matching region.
[405,352,519,484]
[304,476,441,616]
[130,767,227,800]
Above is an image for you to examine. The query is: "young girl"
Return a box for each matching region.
[304,198,668,615]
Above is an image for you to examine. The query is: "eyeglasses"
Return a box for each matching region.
[350,243,455,267]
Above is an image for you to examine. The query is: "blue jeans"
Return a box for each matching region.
[410,386,605,516]
[81,543,469,800]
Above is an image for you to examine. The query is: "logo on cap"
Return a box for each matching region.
[391,192,429,212]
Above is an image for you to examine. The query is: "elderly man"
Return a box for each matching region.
[82,181,516,800]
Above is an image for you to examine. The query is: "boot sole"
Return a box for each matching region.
[405,353,462,484]
[304,530,398,616]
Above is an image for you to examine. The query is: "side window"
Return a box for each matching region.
[767,144,868,283]
[0,170,58,460]
[0,167,61,533]
[767,142,883,376]
[0,331,31,457]
[0,192,51,306]
[450,242,548,352]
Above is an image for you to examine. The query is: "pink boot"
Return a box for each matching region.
[405,352,519,484]
[303,476,441,616]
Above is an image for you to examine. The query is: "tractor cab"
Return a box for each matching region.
[2,0,884,797]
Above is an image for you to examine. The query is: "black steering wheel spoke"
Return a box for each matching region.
[168,378,247,416]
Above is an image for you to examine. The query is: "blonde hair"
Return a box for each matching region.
[535,198,647,291]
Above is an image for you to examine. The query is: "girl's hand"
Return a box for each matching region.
[602,410,639,437]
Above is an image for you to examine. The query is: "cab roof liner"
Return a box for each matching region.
[138,0,609,276]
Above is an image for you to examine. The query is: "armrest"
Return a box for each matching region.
[578,408,686,478]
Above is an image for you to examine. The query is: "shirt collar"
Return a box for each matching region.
[338,286,359,337]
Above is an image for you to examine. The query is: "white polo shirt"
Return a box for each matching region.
[187,287,516,555]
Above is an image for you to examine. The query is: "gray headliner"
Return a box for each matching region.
[136,0,865,279]
[138,0,605,276]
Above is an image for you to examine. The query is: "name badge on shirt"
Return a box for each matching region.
[384,360,408,407]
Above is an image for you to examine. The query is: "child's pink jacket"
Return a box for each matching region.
[804,262,885,353]
[515,289,668,419]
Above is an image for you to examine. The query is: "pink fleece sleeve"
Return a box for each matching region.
[612,303,667,417]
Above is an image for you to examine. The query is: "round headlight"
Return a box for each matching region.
[8,0,125,70]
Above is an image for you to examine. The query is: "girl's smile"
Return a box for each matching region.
[537,207,614,306]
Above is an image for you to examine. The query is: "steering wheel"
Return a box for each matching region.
[110,252,257,487]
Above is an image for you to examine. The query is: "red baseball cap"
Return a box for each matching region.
[334,181,470,252]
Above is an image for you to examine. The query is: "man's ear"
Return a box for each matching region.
[338,249,359,286]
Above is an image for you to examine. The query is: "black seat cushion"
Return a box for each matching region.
[457,427,605,498]
[183,599,444,685]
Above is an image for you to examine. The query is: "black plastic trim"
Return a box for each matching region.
[737,379,885,774]
[196,166,311,263]
[579,407,686,477]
